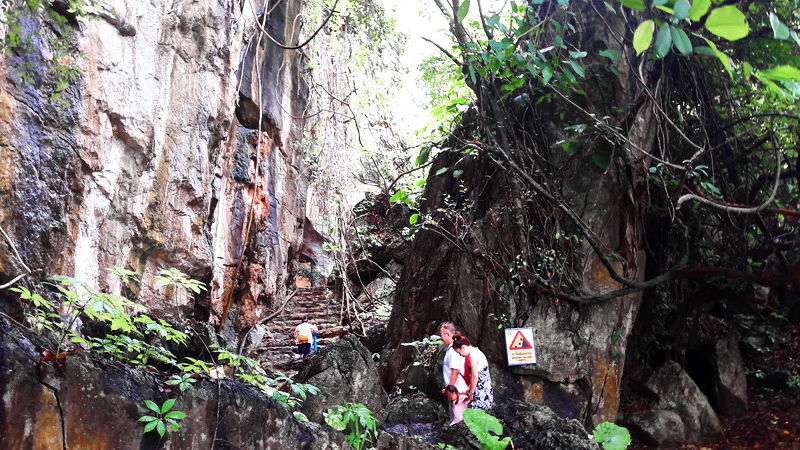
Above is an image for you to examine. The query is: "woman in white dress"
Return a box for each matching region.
[452,334,494,410]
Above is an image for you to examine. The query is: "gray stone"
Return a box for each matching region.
[376,430,439,450]
[485,401,599,450]
[296,334,388,423]
[380,394,447,426]
[0,319,346,449]
[624,409,685,447]
[645,361,723,443]
[713,338,748,416]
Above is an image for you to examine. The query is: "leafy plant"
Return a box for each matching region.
[788,374,800,389]
[592,422,632,450]
[462,409,512,450]
[166,373,197,392]
[156,268,208,294]
[324,403,378,450]
[139,399,186,438]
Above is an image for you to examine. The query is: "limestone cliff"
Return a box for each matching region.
[0,0,319,330]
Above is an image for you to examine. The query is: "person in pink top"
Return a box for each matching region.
[444,384,470,424]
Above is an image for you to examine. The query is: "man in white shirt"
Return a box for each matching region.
[440,322,469,404]
[294,317,318,358]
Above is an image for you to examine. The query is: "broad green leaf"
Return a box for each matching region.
[144,420,158,433]
[756,66,800,82]
[165,411,186,420]
[156,421,166,437]
[599,49,620,61]
[592,148,612,170]
[654,5,673,14]
[161,398,175,414]
[566,61,585,78]
[456,0,470,23]
[742,62,753,80]
[409,214,419,225]
[704,6,749,41]
[416,147,430,166]
[670,27,692,55]
[435,167,448,176]
[633,20,655,56]
[389,190,409,203]
[618,0,645,12]
[701,38,732,78]
[688,0,710,21]
[501,77,525,91]
[569,51,587,59]
[769,13,790,40]
[452,169,464,178]
[145,400,161,414]
[138,416,158,422]
[593,422,632,450]
[654,26,673,59]
[542,67,553,84]
[673,0,690,20]
[563,141,579,156]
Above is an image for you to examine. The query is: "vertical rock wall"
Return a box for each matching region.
[0,0,316,329]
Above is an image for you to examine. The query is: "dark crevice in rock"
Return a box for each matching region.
[97,11,137,36]
[234,93,282,147]
[36,364,66,450]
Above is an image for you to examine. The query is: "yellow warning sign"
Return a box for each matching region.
[504,328,536,366]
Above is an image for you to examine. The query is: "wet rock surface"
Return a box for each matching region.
[645,360,722,443]
[380,393,447,426]
[712,337,748,416]
[623,409,685,447]
[295,333,388,423]
[0,319,347,449]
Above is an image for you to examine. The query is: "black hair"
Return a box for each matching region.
[445,385,458,393]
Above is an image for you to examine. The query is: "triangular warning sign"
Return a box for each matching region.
[508,330,533,349]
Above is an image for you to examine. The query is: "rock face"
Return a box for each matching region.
[624,410,685,447]
[0,320,346,449]
[296,334,388,423]
[645,361,723,444]
[712,337,748,416]
[0,0,323,330]
[438,401,598,450]
[383,7,653,425]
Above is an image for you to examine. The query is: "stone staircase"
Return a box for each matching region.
[250,287,345,375]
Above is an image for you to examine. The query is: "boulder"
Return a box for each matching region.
[380,394,447,426]
[376,429,439,450]
[296,334,388,423]
[361,323,388,354]
[645,361,722,443]
[624,409,685,447]
[0,320,346,449]
[489,401,598,450]
[712,338,748,416]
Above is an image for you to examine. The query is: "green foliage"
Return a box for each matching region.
[166,373,197,392]
[592,422,631,450]
[462,409,512,450]
[138,399,186,438]
[155,268,207,294]
[0,0,100,104]
[704,5,750,41]
[324,403,378,450]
